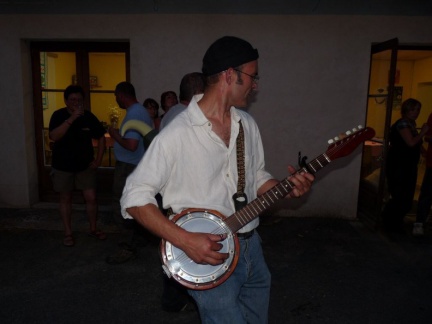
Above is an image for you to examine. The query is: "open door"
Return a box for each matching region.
[357,38,399,228]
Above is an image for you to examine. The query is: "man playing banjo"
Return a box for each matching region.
[121,36,314,323]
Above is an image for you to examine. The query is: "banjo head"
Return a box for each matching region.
[160,209,239,290]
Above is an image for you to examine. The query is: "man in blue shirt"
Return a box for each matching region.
[107,81,153,264]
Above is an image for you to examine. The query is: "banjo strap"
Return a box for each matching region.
[233,120,248,211]
[236,120,246,193]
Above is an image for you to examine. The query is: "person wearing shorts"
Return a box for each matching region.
[49,85,107,247]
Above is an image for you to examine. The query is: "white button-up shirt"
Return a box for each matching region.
[121,94,274,233]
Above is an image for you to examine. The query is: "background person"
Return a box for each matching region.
[381,98,429,234]
[49,85,107,247]
[413,112,432,236]
[121,36,314,323]
[106,81,153,264]
[143,98,161,131]
[159,90,178,119]
[159,72,205,130]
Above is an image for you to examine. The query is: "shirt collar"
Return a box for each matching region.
[187,94,241,126]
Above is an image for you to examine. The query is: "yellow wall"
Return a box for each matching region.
[42,52,126,127]
[367,54,432,138]
[413,57,432,84]
[89,53,126,125]
[413,57,432,124]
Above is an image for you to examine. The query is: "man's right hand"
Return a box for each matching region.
[179,231,229,266]
[108,126,119,138]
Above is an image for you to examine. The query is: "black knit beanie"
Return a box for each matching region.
[202,36,259,76]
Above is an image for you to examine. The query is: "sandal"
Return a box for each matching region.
[88,230,107,240]
[63,235,74,247]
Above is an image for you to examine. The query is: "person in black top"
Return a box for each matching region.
[49,85,107,246]
[381,98,429,234]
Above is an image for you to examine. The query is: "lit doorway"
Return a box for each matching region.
[358,39,432,228]
[30,41,130,203]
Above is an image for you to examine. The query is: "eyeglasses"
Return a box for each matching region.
[233,69,260,84]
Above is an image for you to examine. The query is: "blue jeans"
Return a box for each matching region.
[188,231,271,324]
[417,167,432,224]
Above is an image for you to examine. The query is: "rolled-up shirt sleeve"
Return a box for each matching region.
[120,135,171,219]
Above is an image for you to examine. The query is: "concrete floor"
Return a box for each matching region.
[1,206,432,323]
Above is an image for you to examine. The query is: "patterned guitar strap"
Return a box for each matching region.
[232,120,248,211]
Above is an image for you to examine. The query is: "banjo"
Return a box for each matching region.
[159,126,375,290]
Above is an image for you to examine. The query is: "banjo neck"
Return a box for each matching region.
[224,154,330,233]
[224,126,376,233]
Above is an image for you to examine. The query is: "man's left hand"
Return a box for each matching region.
[286,165,314,198]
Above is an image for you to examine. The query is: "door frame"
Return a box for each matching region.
[372,38,399,211]
[357,38,399,227]
[358,39,432,227]
[30,41,130,203]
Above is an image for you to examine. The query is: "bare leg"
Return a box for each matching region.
[82,188,98,233]
[59,191,73,236]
